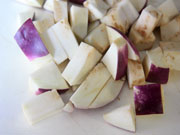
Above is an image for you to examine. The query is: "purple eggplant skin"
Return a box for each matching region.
[111,26,140,57]
[69,0,86,5]
[146,64,169,84]
[35,89,68,95]
[134,84,164,115]
[14,19,49,61]
[115,45,128,80]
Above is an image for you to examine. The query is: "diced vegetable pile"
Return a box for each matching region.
[15,0,180,132]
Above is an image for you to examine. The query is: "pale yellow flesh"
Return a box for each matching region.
[160,41,180,70]
[135,5,162,38]
[30,61,69,89]
[89,77,125,108]
[53,0,68,23]
[62,42,102,86]
[102,38,127,80]
[103,104,136,132]
[70,63,111,109]
[158,0,179,25]
[70,5,88,41]
[22,90,64,125]
[127,60,145,89]
[50,19,79,60]
[84,0,109,19]
[84,24,110,53]
[160,15,180,42]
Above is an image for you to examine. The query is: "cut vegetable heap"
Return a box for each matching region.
[134,84,164,115]
[103,104,136,132]
[14,0,179,132]
[22,90,64,125]
[143,47,169,84]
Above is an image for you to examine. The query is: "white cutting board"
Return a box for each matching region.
[0,0,180,135]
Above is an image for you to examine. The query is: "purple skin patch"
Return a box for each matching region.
[110,26,140,57]
[69,0,85,5]
[146,64,169,84]
[134,84,163,115]
[35,89,68,95]
[115,45,128,80]
[14,19,49,61]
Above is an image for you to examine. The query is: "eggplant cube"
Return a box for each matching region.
[40,27,68,65]
[103,104,136,132]
[102,37,128,80]
[22,90,64,125]
[161,15,180,42]
[70,5,88,41]
[14,19,49,61]
[89,77,125,108]
[106,26,140,61]
[158,0,178,25]
[83,0,110,19]
[84,24,110,53]
[50,19,79,60]
[127,60,145,89]
[143,47,169,84]
[101,0,139,34]
[134,84,164,115]
[129,24,155,51]
[62,42,102,86]
[134,5,162,38]
[30,61,69,90]
[160,41,180,71]
[70,63,111,109]
[53,0,68,22]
